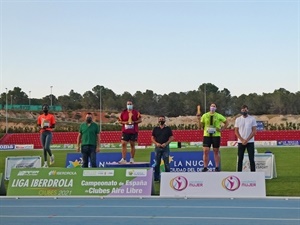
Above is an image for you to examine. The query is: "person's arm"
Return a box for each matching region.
[161,135,174,148]
[220,119,228,131]
[234,127,244,142]
[50,114,56,129]
[134,111,142,124]
[76,133,82,152]
[245,126,257,143]
[96,132,100,153]
[151,129,162,148]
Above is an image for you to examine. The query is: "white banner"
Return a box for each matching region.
[160,172,266,198]
[240,153,277,179]
[227,141,277,147]
[5,156,41,180]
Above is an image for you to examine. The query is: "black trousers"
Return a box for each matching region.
[237,142,256,172]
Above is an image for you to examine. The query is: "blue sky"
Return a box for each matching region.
[1,0,299,98]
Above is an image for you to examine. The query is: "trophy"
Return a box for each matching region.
[197,105,201,129]
[197,105,201,115]
[128,111,133,124]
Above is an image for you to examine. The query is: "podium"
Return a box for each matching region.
[105,162,150,168]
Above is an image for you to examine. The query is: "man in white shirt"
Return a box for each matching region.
[234,105,257,172]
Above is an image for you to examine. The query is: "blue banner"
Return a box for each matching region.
[150,151,218,172]
[65,152,130,168]
[277,140,300,146]
[0,145,15,150]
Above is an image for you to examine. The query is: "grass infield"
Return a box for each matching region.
[0,146,299,196]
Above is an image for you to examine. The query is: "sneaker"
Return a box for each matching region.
[130,158,134,164]
[118,158,127,164]
[43,162,48,168]
[215,167,220,172]
[50,154,55,165]
[202,167,208,172]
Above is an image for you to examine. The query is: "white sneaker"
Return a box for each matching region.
[118,158,127,164]
[50,154,55,165]
[43,162,48,168]
[130,158,134,164]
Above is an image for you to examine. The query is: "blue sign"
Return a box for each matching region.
[150,151,218,172]
[65,152,131,168]
[0,145,15,150]
[256,121,265,131]
[277,140,300,146]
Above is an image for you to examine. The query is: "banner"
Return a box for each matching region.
[238,153,277,179]
[277,140,300,146]
[66,152,131,168]
[7,168,153,197]
[14,144,34,150]
[0,144,15,150]
[150,151,218,172]
[51,144,76,149]
[160,172,266,198]
[5,156,41,180]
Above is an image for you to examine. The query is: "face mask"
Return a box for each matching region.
[127,105,133,110]
[241,111,248,116]
[159,121,165,125]
[86,118,92,123]
[43,110,48,114]
[210,107,216,112]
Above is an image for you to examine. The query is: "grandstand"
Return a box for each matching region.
[0,130,299,149]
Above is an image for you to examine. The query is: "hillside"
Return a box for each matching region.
[0,110,300,131]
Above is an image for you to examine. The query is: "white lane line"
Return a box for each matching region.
[1,205,299,210]
[0,215,299,221]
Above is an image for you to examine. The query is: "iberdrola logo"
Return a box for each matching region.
[48,170,57,176]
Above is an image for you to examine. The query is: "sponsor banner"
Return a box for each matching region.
[14,144,34,150]
[255,141,277,147]
[169,142,178,149]
[160,172,266,198]
[227,141,237,147]
[7,167,153,196]
[100,143,121,148]
[277,140,300,146]
[189,142,203,147]
[51,144,75,149]
[150,151,217,172]
[227,141,277,147]
[66,152,131,168]
[240,153,277,179]
[5,156,41,180]
[0,144,15,150]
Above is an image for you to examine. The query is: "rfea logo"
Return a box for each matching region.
[222,176,240,191]
[170,176,188,191]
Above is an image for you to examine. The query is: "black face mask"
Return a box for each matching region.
[241,111,248,116]
[159,121,165,125]
[86,118,92,123]
[43,110,48,114]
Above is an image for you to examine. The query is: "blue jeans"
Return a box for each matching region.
[81,145,97,168]
[40,131,53,162]
[154,146,170,181]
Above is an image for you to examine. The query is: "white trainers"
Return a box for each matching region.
[130,158,134,164]
[50,154,55,165]
[118,158,127,164]
[43,162,48,168]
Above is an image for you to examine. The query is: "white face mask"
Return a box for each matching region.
[127,104,133,110]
